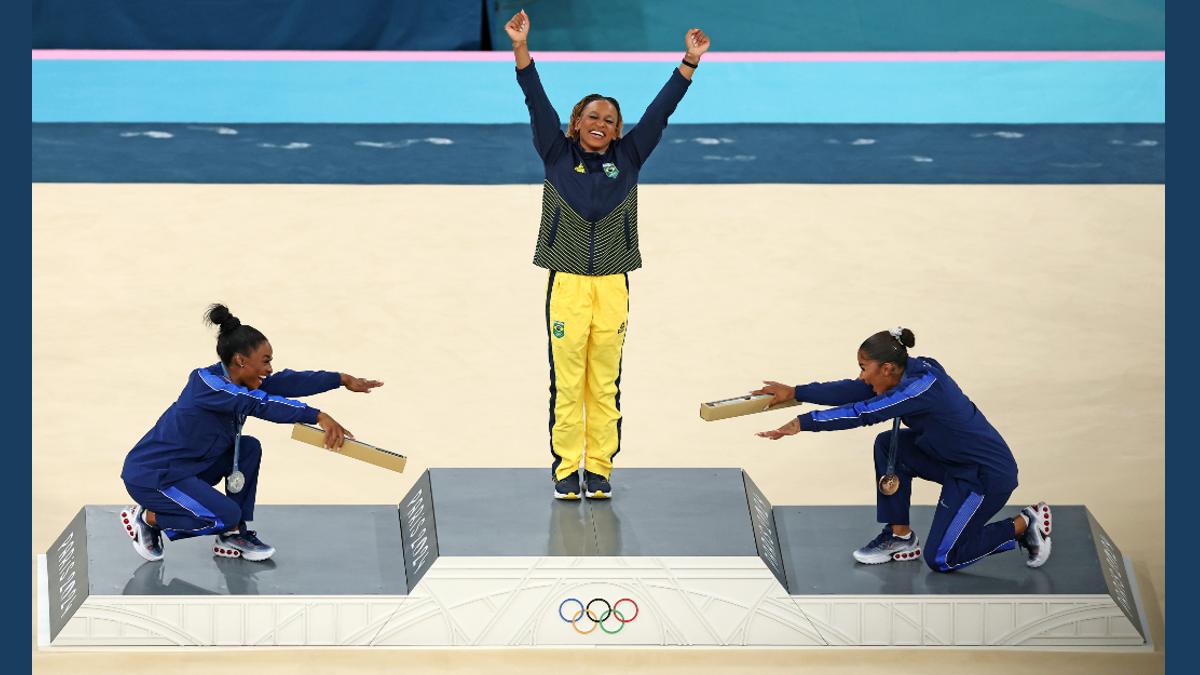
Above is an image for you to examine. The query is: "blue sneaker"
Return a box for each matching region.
[214,530,276,562]
[583,471,612,499]
[120,505,163,562]
[554,472,582,500]
[852,526,922,564]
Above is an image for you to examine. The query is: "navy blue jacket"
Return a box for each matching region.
[795,356,1019,493]
[121,364,341,488]
[516,61,691,275]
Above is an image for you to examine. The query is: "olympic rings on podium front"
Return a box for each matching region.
[558,597,640,635]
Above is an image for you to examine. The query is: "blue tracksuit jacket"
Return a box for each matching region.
[120,364,341,488]
[794,356,1019,493]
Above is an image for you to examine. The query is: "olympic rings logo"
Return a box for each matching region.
[558,597,639,635]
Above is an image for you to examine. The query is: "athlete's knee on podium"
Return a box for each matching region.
[924,545,953,573]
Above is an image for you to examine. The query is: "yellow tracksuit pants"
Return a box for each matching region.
[546,271,628,481]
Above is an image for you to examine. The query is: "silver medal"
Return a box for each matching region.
[226,470,245,494]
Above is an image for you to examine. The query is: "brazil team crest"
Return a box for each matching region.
[553,321,565,339]
[601,162,620,179]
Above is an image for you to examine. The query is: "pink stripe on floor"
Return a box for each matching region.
[31,49,1165,63]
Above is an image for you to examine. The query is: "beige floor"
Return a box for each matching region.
[31,184,1165,673]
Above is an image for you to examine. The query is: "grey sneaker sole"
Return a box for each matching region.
[853,539,922,565]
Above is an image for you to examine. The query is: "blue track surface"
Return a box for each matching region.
[32,123,1164,184]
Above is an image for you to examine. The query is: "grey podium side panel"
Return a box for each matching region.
[398,470,439,590]
[741,471,787,588]
[46,507,89,642]
[1086,509,1145,640]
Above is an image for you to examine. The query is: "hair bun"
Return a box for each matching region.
[887,326,916,349]
[204,303,241,333]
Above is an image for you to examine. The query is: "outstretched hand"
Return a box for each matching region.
[751,380,795,407]
[341,373,384,394]
[505,10,530,44]
[756,417,801,440]
[685,28,711,59]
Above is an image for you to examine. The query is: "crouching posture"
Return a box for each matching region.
[119,304,382,562]
[755,328,1052,572]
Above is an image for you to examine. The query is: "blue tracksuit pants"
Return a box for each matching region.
[874,429,1019,572]
[123,436,262,541]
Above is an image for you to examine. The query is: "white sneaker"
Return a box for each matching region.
[214,530,276,562]
[852,527,922,564]
[1019,502,1052,568]
[120,505,164,562]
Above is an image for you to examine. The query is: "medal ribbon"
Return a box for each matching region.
[219,363,245,481]
[885,416,900,476]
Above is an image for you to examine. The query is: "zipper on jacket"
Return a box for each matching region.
[588,220,596,274]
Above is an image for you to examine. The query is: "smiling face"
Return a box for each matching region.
[571,98,622,153]
[231,340,274,390]
[857,349,903,395]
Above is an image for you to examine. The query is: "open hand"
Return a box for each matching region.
[756,417,801,440]
[685,28,711,59]
[505,10,530,44]
[751,380,795,407]
[341,373,384,393]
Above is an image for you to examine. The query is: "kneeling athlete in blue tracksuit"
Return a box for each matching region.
[754,328,1052,571]
[119,303,383,563]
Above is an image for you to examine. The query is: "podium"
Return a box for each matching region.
[39,468,1149,648]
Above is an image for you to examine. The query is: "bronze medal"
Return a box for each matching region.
[878,473,900,496]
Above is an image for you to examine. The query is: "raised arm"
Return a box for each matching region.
[507,10,567,162]
[622,27,710,166]
[678,28,711,82]
[506,10,532,70]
